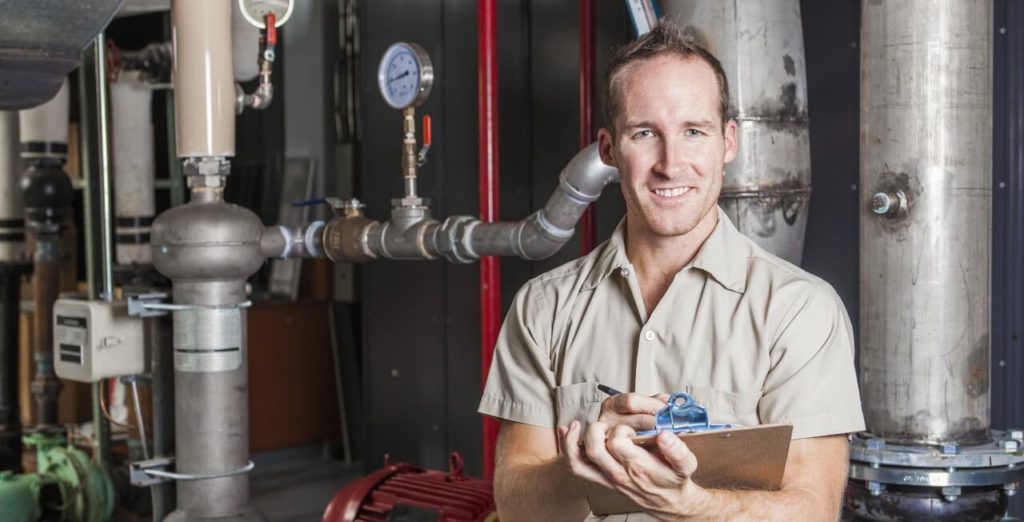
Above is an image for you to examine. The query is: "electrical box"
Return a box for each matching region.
[53,299,145,382]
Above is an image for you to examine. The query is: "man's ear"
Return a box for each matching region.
[723,119,739,165]
[597,127,617,167]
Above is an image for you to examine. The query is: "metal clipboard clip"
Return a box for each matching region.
[636,391,733,437]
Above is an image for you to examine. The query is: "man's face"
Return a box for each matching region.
[598,55,738,238]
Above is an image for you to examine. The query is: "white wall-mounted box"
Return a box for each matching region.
[53,299,145,382]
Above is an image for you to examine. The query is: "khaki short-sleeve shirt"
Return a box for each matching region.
[479,207,864,440]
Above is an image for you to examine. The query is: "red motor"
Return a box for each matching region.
[322,452,497,522]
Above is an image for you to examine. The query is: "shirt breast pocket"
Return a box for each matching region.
[684,385,761,427]
[554,381,606,429]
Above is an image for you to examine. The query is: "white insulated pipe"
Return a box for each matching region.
[19,80,70,159]
[0,112,25,263]
[111,71,156,265]
[172,0,235,158]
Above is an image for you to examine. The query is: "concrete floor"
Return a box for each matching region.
[250,446,363,522]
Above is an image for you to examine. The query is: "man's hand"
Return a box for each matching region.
[597,392,668,431]
[560,420,710,519]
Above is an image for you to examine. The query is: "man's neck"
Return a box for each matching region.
[625,208,720,315]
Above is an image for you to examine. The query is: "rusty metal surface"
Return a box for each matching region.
[662,0,812,265]
[0,0,124,109]
[859,0,992,445]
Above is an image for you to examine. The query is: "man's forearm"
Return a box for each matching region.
[660,485,836,521]
[495,457,591,522]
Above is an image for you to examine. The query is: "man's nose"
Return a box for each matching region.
[654,135,687,177]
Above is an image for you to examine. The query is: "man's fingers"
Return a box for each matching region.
[607,393,667,416]
[561,421,614,488]
[656,430,698,478]
[584,421,630,485]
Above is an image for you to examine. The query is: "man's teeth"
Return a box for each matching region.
[653,187,691,197]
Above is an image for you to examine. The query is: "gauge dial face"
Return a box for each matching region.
[378,43,433,109]
[239,0,293,28]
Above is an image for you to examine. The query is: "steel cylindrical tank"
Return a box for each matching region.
[662,0,812,265]
[859,0,992,445]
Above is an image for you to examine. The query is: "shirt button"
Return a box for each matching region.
[644,330,655,341]
[620,267,631,277]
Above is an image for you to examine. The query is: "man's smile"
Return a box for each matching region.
[650,185,695,200]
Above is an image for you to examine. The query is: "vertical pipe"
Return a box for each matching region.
[20,81,72,429]
[578,0,596,254]
[111,71,156,266]
[148,316,176,519]
[95,33,115,302]
[0,265,20,471]
[478,0,501,480]
[0,111,22,472]
[859,0,992,445]
[79,36,113,463]
[172,0,235,158]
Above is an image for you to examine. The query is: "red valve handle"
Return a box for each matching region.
[265,13,277,45]
[422,115,432,146]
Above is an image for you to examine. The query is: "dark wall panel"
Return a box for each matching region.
[799,0,861,331]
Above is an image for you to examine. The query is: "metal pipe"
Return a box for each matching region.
[0,111,23,471]
[154,2,264,519]
[0,264,21,472]
[148,315,176,520]
[96,32,115,301]
[859,0,992,446]
[20,80,72,429]
[578,0,596,255]
[29,241,60,426]
[78,38,112,464]
[478,0,501,481]
[661,0,812,265]
[319,144,618,264]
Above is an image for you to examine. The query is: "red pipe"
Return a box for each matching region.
[478,0,501,481]
[579,0,597,254]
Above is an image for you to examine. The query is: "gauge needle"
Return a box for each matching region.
[388,70,411,83]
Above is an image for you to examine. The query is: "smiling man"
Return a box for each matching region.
[478,22,864,521]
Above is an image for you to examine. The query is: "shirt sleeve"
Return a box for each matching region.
[477,283,558,428]
[759,280,866,439]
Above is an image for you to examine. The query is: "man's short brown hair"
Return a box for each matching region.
[602,21,731,131]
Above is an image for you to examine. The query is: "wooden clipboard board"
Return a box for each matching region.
[585,423,793,516]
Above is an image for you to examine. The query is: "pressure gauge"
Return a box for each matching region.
[378,43,434,110]
[239,0,294,28]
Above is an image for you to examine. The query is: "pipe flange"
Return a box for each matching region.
[436,216,480,264]
[849,461,1023,488]
[850,431,1024,469]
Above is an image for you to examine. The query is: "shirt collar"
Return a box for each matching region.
[582,207,748,293]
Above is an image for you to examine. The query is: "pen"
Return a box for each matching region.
[597,383,622,396]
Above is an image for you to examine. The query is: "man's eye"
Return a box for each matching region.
[685,129,705,137]
[632,129,654,139]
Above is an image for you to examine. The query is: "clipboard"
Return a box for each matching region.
[584,393,793,516]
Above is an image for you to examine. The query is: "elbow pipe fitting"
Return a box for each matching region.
[435,143,618,263]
